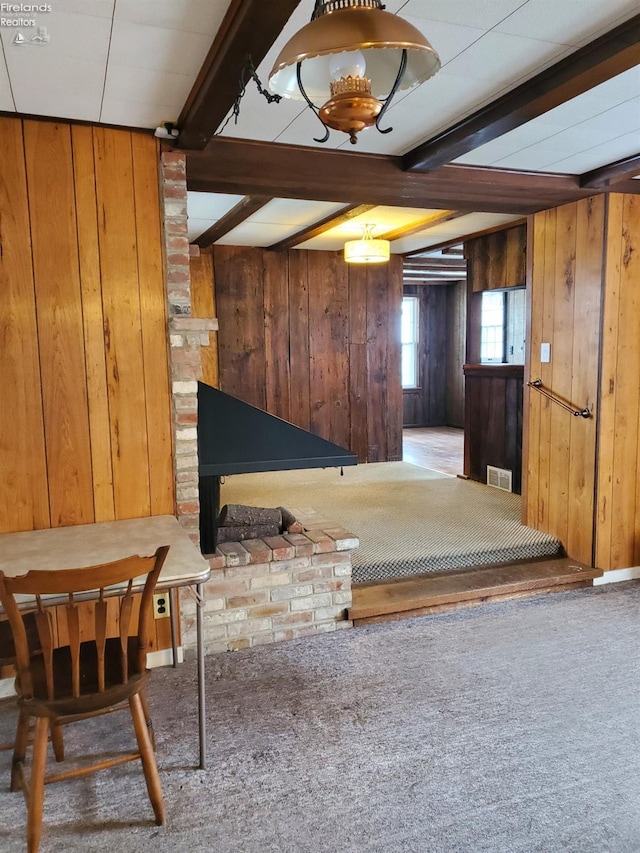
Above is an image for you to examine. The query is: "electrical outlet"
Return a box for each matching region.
[153,593,171,620]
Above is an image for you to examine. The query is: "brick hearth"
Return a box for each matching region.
[179,526,358,653]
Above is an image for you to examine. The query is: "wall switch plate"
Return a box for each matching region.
[153,593,171,620]
[540,342,551,363]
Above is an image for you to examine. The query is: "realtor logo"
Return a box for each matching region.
[11,24,47,44]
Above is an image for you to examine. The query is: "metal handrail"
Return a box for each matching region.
[527,379,591,418]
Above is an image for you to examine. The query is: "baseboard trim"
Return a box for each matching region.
[147,646,184,667]
[593,567,640,585]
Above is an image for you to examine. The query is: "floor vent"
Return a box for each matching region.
[487,465,512,492]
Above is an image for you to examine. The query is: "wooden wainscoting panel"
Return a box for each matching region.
[24,120,95,528]
[0,119,50,533]
[132,133,174,516]
[94,127,151,520]
[385,257,403,461]
[72,124,115,524]
[366,262,390,461]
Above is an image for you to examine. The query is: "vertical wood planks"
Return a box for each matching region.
[214,246,266,409]
[596,194,640,569]
[263,250,291,421]
[0,118,49,533]
[131,133,174,516]
[385,256,403,461]
[288,250,311,430]
[190,251,219,387]
[24,121,94,527]
[214,246,402,462]
[94,127,151,520]
[566,197,603,564]
[72,125,115,523]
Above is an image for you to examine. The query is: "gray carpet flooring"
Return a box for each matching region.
[220,462,562,582]
[1,582,640,852]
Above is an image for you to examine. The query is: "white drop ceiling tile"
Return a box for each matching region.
[253,199,347,227]
[100,97,183,128]
[394,213,523,254]
[115,0,231,35]
[402,17,486,66]
[187,192,244,220]
[397,0,527,31]
[218,84,307,142]
[351,71,498,156]
[52,0,114,16]
[187,218,215,242]
[217,222,296,247]
[108,19,212,76]
[0,49,15,111]
[273,103,349,149]
[443,32,569,86]
[543,130,640,174]
[1,10,112,62]
[7,52,106,120]
[494,0,638,45]
[103,64,193,111]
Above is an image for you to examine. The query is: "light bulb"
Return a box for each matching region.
[329,49,366,81]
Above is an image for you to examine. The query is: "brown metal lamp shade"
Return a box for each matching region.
[269,0,440,144]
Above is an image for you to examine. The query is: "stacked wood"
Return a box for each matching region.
[216,504,302,543]
[219,504,282,528]
[217,524,279,543]
[216,504,303,544]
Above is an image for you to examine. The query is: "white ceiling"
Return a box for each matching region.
[1,0,637,252]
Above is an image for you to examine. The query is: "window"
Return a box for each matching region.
[401,296,419,388]
[480,291,506,363]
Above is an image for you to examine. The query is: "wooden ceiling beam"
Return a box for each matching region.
[403,219,526,256]
[403,277,464,285]
[441,246,464,255]
[580,152,640,188]
[379,210,465,242]
[185,137,598,215]
[403,13,640,172]
[177,0,302,150]
[404,257,467,270]
[194,195,273,247]
[267,204,377,251]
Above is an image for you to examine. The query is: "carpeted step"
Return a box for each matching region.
[348,558,604,623]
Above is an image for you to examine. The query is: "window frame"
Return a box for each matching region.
[401,295,420,390]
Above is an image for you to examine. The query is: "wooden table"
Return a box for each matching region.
[0,515,211,769]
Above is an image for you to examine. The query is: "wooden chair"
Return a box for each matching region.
[0,545,170,853]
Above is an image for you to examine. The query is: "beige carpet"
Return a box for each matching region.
[220,462,562,583]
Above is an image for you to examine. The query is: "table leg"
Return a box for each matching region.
[169,588,179,668]
[196,582,206,770]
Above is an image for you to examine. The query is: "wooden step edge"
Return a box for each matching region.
[352,580,593,626]
[348,565,603,622]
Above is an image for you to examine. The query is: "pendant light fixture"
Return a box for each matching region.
[269,0,440,145]
[344,224,390,264]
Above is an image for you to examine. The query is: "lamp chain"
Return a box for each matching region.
[217,56,282,136]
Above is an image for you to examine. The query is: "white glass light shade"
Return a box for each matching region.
[329,49,366,81]
[269,7,440,103]
[344,237,390,264]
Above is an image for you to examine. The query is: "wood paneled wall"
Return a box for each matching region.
[463,364,523,493]
[595,194,640,569]
[403,284,448,428]
[402,282,465,429]
[0,117,173,535]
[466,224,526,291]
[213,246,403,463]
[523,197,604,565]
[190,251,219,387]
